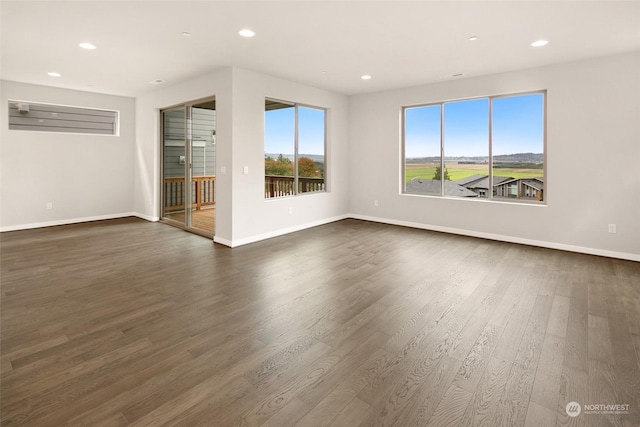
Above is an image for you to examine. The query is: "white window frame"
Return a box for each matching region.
[264,98,327,199]
[401,91,546,205]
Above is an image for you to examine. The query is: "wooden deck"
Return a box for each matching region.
[1,218,639,425]
[164,207,215,234]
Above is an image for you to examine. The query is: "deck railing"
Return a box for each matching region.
[164,175,215,212]
[265,175,325,198]
[165,175,323,208]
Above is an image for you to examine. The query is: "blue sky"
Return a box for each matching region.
[265,106,325,156]
[405,93,544,158]
[444,98,489,158]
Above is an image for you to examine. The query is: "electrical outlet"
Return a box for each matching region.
[608,224,617,234]
[288,207,293,215]
[374,200,379,207]
[46,202,53,210]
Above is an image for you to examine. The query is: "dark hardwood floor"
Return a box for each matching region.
[1,217,639,426]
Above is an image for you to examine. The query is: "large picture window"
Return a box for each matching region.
[265,99,326,198]
[403,92,545,203]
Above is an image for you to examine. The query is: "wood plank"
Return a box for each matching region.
[237,341,332,426]
[2,337,181,426]
[588,314,613,362]
[563,279,589,373]
[451,323,502,393]
[546,295,571,338]
[391,356,462,427]
[360,355,462,427]
[328,397,371,427]
[127,375,254,426]
[260,398,312,427]
[3,338,152,407]
[556,366,588,427]
[633,334,640,373]
[489,287,538,363]
[295,330,390,408]
[65,348,196,426]
[606,308,640,424]
[426,384,473,427]
[530,334,565,411]
[295,349,394,426]
[491,294,551,426]
[524,401,557,427]
[588,359,623,427]
[459,356,511,426]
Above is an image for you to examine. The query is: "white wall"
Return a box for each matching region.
[133,67,349,246]
[348,52,640,261]
[228,68,350,245]
[134,68,232,240]
[0,80,136,231]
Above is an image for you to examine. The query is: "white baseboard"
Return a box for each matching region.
[3,211,637,262]
[133,212,159,222]
[213,236,233,247]
[0,212,139,232]
[226,214,350,248]
[349,213,640,262]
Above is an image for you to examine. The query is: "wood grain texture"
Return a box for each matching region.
[459,356,511,427]
[524,401,557,427]
[529,333,565,411]
[491,294,551,426]
[427,384,473,427]
[1,217,638,426]
[547,295,571,338]
[328,397,371,427]
[556,366,588,427]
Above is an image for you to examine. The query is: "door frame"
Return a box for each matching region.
[159,95,216,238]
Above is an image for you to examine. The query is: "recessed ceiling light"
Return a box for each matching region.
[79,42,96,50]
[181,32,192,37]
[48,72,61,77]
[531,40,549,47]
[361,75,372,80]
[239,29,255,38]
[469,36,478,41]
[150,79,165,84]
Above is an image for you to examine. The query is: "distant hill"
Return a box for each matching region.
[406,153,542,163]
[493,152,543,163]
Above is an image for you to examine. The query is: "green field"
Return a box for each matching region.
[405,163,543,182]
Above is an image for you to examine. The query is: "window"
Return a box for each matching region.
[264,99,326,198]
[403,92,545,203]
[8,101,119,135]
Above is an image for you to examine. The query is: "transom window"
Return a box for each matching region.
[264,99,326,198]
[8,100,119,136]
[403,91,545,203]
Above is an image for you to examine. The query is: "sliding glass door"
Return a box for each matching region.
[161,98,216,236]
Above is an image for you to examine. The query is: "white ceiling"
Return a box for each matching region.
[2,1,639,98]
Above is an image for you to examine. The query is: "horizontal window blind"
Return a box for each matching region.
[8,101,118,135]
